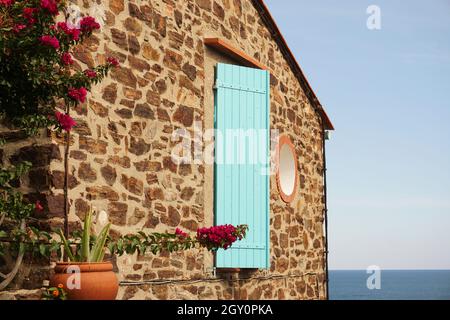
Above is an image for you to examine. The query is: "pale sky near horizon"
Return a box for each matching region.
[265,0,450,270]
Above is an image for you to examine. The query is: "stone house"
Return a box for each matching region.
[1,0,333,300]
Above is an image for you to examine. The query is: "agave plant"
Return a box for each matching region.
[58,210,111,262]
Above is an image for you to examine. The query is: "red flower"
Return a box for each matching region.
[13,24,26,33]
[35,201,44,212]
[175,228,188,238]
[196,225,239,250]
[23,7,38,25]
[40,0,58,15]
[55,111,76,131]
[106,57,119,67]
[39,35,60,49]
[56,22,68,30]
[84,69,97,78]
[61,52,73,65]
[70,28,80,41]
[68,87,87,103]
[57,22,80,41]
[0,0,14,6]
[79,16,100,33]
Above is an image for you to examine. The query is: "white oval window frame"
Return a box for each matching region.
[276,135,299,203]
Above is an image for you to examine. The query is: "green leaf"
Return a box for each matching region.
[138,231,147,239]
[89,223,110,262]
[40,231,51,240]
[108,242,117,256]
[39,243,46,257]
[30,226,39,237]
[58,229,76,262]
[80,209,92,262]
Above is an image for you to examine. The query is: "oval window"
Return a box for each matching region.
[276,135,299,203]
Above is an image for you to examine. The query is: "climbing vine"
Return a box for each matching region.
[0,0,118,133]
[0,0,118,290]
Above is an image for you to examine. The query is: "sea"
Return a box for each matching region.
[329,270,450,300]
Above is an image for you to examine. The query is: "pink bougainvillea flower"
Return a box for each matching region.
[175,228,188,238]
[55,111,77,131]
[70,28,80,41]
[39,35,60,49]
[68,87,87,103]
[23,7,38,25]
[79,16,100,33]
[84,69,97,78]
[106,57,119,67]
[40,0,58,15]
[12,24,27,33]
[61,52,73,65]
[56,21,80,41]
[35,200,44,212]
[0,0,14,7]
[196,225,239,250]
[56,21,69,31]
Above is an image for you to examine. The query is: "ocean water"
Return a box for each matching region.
[329,270,450,300]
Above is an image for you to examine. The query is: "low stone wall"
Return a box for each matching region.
[119,272,323,300]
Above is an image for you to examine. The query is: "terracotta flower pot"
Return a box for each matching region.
[50,262,118,300]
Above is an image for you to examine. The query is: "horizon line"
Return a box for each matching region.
[329,268,450,271]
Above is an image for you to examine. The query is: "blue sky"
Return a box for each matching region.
[265,0,450,270]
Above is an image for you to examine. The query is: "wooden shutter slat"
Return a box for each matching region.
[214,63,270,269]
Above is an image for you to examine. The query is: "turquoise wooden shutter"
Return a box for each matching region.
[214,63,270,269]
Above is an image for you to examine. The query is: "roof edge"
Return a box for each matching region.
[252,0,334,130]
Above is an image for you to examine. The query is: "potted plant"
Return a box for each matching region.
[49,208,249,300]
[49,210,118,300]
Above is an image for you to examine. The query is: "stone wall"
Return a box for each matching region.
[1,0,327,300]
[0,127,62,293]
